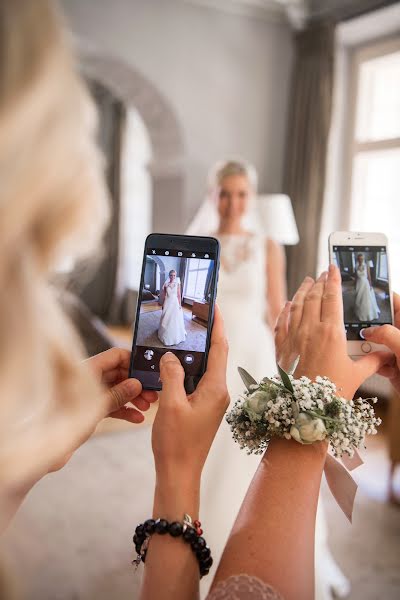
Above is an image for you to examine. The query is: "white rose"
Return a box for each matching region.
[244,391,270,421]
[290,413,327,444]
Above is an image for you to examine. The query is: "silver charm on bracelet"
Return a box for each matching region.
[132,536,150,569]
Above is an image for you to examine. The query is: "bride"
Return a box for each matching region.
[355,254,380,322]
[158,270,186,346]
[187,159,350,599]
[187,160,285,595]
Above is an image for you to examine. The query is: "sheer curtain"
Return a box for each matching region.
[284,22,335,296]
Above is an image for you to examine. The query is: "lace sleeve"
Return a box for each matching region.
[206,575,284,600]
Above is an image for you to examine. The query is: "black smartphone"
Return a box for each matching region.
[129,233,220,392]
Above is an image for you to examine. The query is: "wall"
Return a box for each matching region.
[60,0,293,230]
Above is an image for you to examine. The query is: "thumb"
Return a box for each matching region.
[159,352,186,403]
[362,324,400,356]
[354,350,394,384]
[105,377,142,415]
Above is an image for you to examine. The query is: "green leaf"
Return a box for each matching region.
[277,364,294,394]
[262,376,287,392]
[238,367,258,392]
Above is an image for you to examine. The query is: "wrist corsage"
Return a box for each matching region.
[226,365,381,459]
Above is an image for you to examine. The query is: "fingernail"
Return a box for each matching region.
[318,271,328,281]
[125,378,141,391]
[303,276,313,283]
[161,351,178,362]
[329,264,335,273]
[360,327,378,338]
[285,301,291,309]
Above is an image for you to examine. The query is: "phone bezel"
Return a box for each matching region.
[129,233,221,391]
[328,231,393,357]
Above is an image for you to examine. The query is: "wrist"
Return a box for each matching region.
[153,475,200,521]
[266,436,328,461]
[293,367,355,401]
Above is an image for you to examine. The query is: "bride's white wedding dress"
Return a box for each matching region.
[200,233,350,600]
[158,280,186,346]
[354,265,380,322]
[200,234,276,596]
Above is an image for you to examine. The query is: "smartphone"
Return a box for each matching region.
[129,233,220,392]
[329,231,393,357]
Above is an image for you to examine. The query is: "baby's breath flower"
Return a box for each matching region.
[226,369,380,458]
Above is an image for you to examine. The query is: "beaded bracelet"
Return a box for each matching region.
[132,513,213,577]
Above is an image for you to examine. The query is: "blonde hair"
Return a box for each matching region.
[0,1,108,483]
[208,159,258,192]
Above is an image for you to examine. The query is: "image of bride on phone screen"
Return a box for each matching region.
[354,253,381,322]
[158,270,187,346]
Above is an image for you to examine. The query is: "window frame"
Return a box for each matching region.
[343,34,400,228]
[183,259,211,302]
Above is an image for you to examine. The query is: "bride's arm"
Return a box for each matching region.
[209,267,388,600]
[266,239,286,330]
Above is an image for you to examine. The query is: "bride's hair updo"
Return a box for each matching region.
[169,270,176,276]
[208,160,258,193]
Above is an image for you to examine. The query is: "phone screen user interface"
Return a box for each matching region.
[332,245,391,340]
[131,246,217,388]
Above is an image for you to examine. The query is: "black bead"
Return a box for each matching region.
[193,536,206,550]
[192,537,207,553]
[183,527,197,543]
[144,519,156,534]
[200,567,210,578]
[198,546,211,560]
[135,543,142,554]
[169,521,183,537]
[154,518,169,534]
[203,556,213,569]
[135,524,145,537]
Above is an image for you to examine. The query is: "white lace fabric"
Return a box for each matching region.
[206,575,284,599]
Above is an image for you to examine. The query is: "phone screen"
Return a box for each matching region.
[129,235,220,391]
[332,244,392,340]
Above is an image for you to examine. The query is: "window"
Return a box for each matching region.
[377,251,388,282]
[121,108,152,290]
[184,259,212,301]
[347,37,400,288]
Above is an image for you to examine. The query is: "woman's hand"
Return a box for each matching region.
[151,306,229,518]
[86,348,157,424]
[275,265,390,399]
[361,293,400,394]
[0,348,157,532]
[46,348,158,472]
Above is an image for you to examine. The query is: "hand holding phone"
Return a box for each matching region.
[360,293,400,392]
[129,234,220,392]
[329,231,393,357]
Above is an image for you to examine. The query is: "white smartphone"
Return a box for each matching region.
[328,231,393,357]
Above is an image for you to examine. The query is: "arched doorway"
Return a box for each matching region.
[75,46,186,322]
[79,46,185,232]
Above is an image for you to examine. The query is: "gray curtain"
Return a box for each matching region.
[284,21,335,297]
[70,79,126,323]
